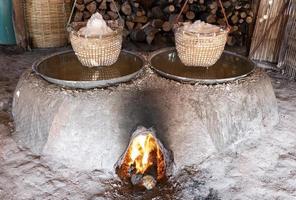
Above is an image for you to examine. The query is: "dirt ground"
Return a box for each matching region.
[0,46,296,200]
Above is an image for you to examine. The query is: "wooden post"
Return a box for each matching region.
[249,0,290,61]
[12,0,28,50]
[246,0,261,55]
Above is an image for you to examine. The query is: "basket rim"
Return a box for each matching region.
[68,21,124,39]
[176,23,229,37]
[68,26,123,39]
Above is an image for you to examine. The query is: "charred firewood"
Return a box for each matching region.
[142,175,157,190]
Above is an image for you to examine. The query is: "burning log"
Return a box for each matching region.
[142,175,157,190]
[115,127,173,190]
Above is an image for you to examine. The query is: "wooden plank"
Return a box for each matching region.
[12,0,28,50]
[249,0,289,62]
[246,0,261,53]
[278,0,296,79]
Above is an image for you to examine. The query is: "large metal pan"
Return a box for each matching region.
[149,47,255,84]
[33,50,145,89]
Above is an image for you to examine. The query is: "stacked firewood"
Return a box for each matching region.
[72,0,254,46]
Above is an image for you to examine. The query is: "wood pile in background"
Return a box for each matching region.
[72,0,254,47]
[249,0,289,62]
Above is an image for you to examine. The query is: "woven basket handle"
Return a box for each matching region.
[175,0,231,31]
[110,0,123,21]
[217,0,231,31]
[67,0,123,28]
[66,0,77,27]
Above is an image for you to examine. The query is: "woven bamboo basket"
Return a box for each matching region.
[25,0,71,48]
[175,27,228,67]
[174,0,230,67]
[68,21,123,67]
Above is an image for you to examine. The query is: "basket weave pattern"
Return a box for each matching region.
[175,28,228,67]
[25,0,71,48]
[69,29,122,67]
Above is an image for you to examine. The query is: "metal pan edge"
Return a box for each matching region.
[148,47,256,85]
[32,50,145,89]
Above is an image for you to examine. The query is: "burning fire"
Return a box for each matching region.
[116,129,168,184]
[128,133,162,174]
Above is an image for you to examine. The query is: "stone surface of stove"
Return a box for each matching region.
[12,62,278,171]
[1,48,295,200]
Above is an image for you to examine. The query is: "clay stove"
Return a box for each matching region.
[12,48,278,180]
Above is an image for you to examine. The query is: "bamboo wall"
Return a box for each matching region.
[278,0,296,79]
[249,0,289,62]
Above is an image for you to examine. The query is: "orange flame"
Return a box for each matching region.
[116,131,167,181]
[128,133,161,174]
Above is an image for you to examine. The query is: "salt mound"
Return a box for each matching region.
[183,20,221,34]
[78,12,113,36]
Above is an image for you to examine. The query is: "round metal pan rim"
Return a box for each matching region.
[32,49,145,89]
[148,47,256,85]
